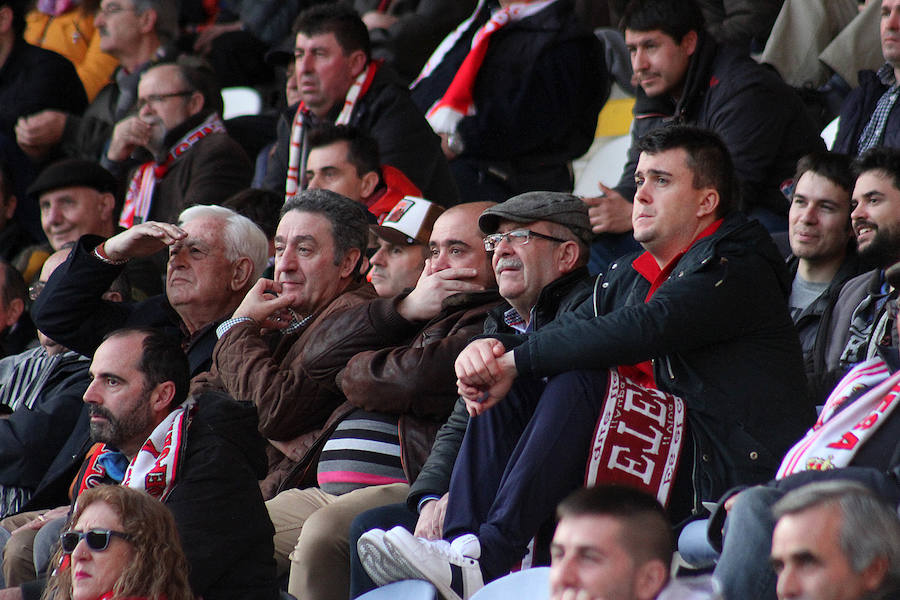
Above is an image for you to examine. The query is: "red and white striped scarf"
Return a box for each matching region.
[412,0,558,134]
[776,357,900,478]
[122,399,196,502]
[285,61,380,200]
[119,114,227,228]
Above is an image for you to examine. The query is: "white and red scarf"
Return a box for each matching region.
[118,114,227,228]
[412,0,558,134]
[584,371,685,507]
[122,399,196,502]
[285,61,380,200]
[776,357,900,478]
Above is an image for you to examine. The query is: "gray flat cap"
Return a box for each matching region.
[478,191,592,245]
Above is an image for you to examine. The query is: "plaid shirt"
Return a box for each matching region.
[857,63,899,155]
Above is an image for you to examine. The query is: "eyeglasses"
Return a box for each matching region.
[28,281,45,302]
[97,4,137,17]
[60,529,132,554]
[483,229,568,252]
[136,91,194,111]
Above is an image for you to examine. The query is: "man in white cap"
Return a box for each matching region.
[369,196,444,297]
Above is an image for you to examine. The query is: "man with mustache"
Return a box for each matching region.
[586,0,823,269]
[820,147,900,395]
[104,59,251,226]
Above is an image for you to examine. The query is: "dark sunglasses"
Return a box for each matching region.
[60,529,132,553]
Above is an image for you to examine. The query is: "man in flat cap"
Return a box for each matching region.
[369,196,443,298]
[359,127,811,600]
[352,189,594,598]
[14,158,119,283]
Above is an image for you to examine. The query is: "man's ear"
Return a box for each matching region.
[860,556,890,593]
[149,380,176,416]
[230,256,255,291]
[555,240,581,274]
[3,297,22,328]
[347,49,368,78]
[634,560,669,600]
[186,91,205,117]
[137,8,157,36]
[359,170,380,200]
[98,192,116,223]
[681,29,698,56]
[697,189,720,219]
[0,6,13,35]
[339,247,362,279]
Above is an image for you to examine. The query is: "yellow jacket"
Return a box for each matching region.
[24,9,119,102]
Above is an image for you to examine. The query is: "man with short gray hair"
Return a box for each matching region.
[771,481,900,600]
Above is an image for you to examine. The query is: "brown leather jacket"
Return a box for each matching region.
[191,278,378,498]
[272,289,503,496]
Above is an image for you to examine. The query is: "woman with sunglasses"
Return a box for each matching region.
[42,486,193,600]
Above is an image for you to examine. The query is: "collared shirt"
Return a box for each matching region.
[216,309,313,339]
[857,63,900,154]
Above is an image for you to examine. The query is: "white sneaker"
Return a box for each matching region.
[357,528,418,586]
[384,528,484,600]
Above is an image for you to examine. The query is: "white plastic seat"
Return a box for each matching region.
[470,567,550,600]
[222,86,263,119]
[356,580,438,600]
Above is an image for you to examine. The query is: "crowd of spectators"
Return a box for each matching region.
[0,1,898,600]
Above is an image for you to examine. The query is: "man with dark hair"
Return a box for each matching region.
[0,327,278,600]
[550,485,673,600]
[819,147,900,394]
[771,481,900,600]
[193,189,379,497]
[260,4,457,207]
[305,125,422,222]
[586,0,823,267]
[407,0,607,203]
[105,59,252,226]
[362,126,809,600]
[787,152,862,401]
[14,0,178,164]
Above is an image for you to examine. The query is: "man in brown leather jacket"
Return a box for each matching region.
[263,201,501,600]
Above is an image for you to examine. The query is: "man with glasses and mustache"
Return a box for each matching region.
[0,328,278,600]
[104,58,251,226]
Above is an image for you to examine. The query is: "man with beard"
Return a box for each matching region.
[103,58,251,226]
[0,328,278,600]
[820,147,900,396]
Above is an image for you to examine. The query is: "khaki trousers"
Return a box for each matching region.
[265,483,409,600]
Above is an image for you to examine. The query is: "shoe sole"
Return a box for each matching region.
[358,530,416,587]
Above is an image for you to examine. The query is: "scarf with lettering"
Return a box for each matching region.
[285,61,380,200]
[412,0,558,134]
[119,114,227,228]
[776,357,900,478]
[121,398,195,501]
